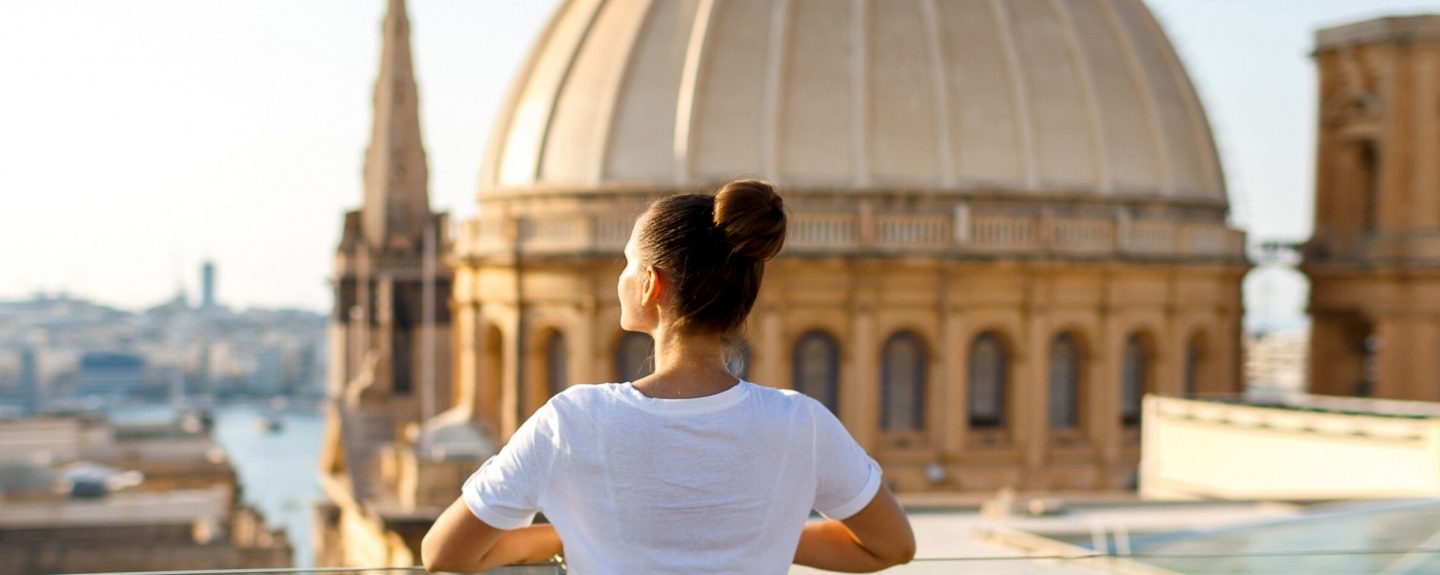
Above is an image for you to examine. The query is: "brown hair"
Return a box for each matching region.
[637,179,787,335]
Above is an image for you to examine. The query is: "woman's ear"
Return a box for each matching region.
[641,266,664,307]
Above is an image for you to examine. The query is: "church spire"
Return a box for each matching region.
[361,0,430,249]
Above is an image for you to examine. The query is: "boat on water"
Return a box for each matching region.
[254,415,284,433]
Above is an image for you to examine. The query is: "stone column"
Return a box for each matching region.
[942,310,966,457]
[1022,302,1049,487]
[453,300,479,422]
[1097,312,1123,469]
[1378,315,1440,401]
[573,297,596,388]
[1306,313,1360,396]
[759,308,784,387]
[848,289,879,451]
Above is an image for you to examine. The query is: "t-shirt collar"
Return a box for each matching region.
[614,380,752,416]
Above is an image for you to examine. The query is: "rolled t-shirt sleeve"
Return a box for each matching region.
[810,402,882,519]
[461,403,559,530]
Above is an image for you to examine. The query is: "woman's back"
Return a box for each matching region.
[424,181,912,574]
[463,381,879,574]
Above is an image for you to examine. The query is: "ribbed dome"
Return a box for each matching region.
[480,0,1225,204]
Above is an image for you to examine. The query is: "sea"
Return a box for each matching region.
[109,402,326,567]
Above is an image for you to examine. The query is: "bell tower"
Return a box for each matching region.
[1306,16,1440,400]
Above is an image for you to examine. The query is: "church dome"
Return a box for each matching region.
[478,0,1225,204]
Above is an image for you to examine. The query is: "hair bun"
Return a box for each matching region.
[712,179,787,261]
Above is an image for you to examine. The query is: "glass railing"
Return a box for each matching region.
[42,548,1440,575]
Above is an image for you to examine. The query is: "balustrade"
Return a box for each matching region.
[875,214,950,248]
[1052,219,1115,254]
[788,213,858,249]
[454,205,1242,262]
[969,214,1040,251]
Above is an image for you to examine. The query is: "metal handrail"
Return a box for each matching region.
[46,547,1440,575]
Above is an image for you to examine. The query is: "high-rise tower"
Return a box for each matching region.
[200,260,216,309]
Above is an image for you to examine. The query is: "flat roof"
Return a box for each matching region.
[0,486,228,528]
[1181,391,1440,420]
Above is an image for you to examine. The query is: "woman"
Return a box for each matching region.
[422,180,915,574]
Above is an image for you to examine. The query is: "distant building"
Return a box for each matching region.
[77,351,146,396]
[1305,16,1440,401]
[0,413,291,573]
[17,347,37,415]
[201,261,217,309]
[1141,393,1440,500]
[1244,330,1308,392]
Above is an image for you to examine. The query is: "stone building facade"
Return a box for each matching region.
[1306,16,1440,402]
[452,0,1247,493]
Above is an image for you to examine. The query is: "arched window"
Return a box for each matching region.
[968,332,1006,428]
[1049,333,1081,429]
[793,331,840,413]
[726,340,751,379]
[1121,334,1149,426]
[1185,332,1206,398]
[616,332,654,381]
[545,331,568,397]
[882,331,926,432]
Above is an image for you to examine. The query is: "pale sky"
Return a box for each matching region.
[2,0,1438,331]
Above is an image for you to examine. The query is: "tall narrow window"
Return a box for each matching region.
[968,332,1006,428]
[546,331,567,397]
[1359,334,1379,397]
[1049,333,1081,429]
[882,331,926,432]
[726,340,752,379]
[616,332,654,381]
[1184,333,1206,398]
[794,331,840,413]
[1359,141,1380,232]
[1121,334,1149,426]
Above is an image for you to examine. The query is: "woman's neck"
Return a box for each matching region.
[631,326,739,399]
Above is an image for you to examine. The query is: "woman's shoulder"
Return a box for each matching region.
[743,381,828,414]
[548,382,625,408]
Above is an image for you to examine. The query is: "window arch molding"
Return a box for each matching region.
[518,325,569,422]
[880,329,930,435]
[1120,330,1156,427]
[1047,329,1090,431]
[541,328,569,398]
[1184,328,1212,398]
[792,329,841,414]
[966,329,1014,431]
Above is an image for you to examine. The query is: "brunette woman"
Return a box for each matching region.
[423,179,914,574]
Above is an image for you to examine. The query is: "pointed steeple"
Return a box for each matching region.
[361,0,430,249]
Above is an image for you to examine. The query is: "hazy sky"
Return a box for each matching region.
[2,0,1438,330]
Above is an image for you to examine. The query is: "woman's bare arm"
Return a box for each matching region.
[793,486,916,572]
[421,497,562,573]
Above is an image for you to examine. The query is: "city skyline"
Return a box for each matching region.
[3,0,1438,325]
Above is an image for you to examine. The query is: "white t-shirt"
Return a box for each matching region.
[461,380,882,575]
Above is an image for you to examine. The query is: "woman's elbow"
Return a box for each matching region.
[891,538,917,565]
[420,531,455,572]
[876,531,917,567]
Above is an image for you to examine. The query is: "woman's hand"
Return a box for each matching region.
[793,486,916,572]
[421,497,562,573]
